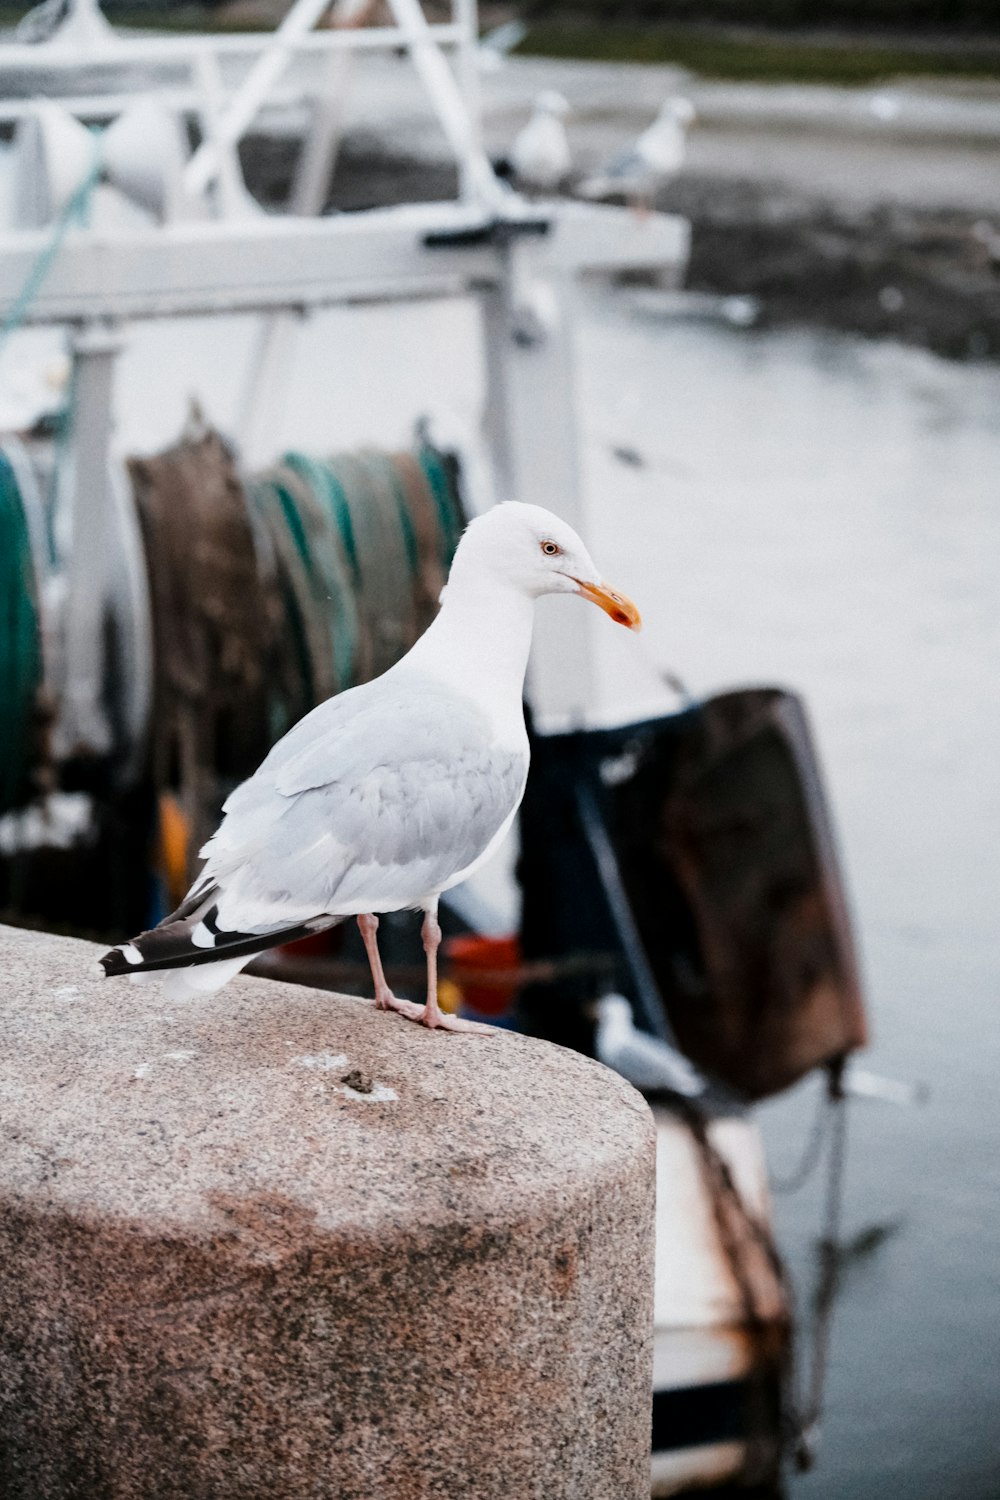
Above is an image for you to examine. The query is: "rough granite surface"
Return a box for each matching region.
[0,923,655,1500]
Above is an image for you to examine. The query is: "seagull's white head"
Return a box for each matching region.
[536,90,571,118]
[450,502,641,629]
[658,96,696,126]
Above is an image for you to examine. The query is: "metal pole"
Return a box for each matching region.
[478,281,515,507]
[288,0,378,215]
[575,781,675,1046]
[0,22,466,71]
[56,319,122,760]
[479,238,600,725]
[184,0,337,197]
[452,0,482,200]
[236,0,377,462]
[191,49,256,219]
[384,0,504,213]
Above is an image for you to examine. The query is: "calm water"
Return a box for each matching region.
[579,306,1000,1500]
[9,291,1000,1496]
[587,307,1000,1500]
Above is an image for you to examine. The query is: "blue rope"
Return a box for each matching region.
[0,128,103,367]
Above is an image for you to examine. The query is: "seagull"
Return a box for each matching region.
[476,19,527,74]
[508,91,572,195]
[868,91,902,123]
[577,96,695,212]
[100,503,640,1033]
[594,994,704,1097]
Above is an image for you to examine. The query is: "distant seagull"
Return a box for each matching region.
[508,91,572,195]
[972,218,1000,263]
[477,18,527,73]
[869,91,902,123]
[577,96,695,211]
[594,994,704,1097]
[100,504,641,1033]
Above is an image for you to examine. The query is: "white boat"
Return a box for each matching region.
[0,5,867,1493]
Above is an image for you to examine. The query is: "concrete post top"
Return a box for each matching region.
[0,923,652,1246]
[0,923,656,1500]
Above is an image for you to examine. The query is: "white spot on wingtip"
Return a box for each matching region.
[190,921,215,949]
[292,1052,348,1072]
[122,944,143,965]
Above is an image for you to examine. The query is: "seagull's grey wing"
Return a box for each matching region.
[203,674,528,930]
[604,145,645,182]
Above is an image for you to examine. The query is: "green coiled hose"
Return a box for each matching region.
[0,451,43,814]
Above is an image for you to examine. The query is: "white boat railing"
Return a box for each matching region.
[0,0,690,752]
[1,0,487,202]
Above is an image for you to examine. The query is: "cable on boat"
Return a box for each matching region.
[670,1056,851,1480]
[771,1078,836,1195]
[789,1061,850,1473]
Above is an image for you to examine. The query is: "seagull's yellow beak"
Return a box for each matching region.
[573,578,642,631]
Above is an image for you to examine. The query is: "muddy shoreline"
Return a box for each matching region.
[666,175,1000,360]
[242,134,1000,363]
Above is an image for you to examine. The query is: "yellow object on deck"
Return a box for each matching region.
[158,791,190,910]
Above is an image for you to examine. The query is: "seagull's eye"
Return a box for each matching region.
[540,539,561,557]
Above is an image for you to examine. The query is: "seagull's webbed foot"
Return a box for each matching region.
[366,990,492,1033]
[420,1007,494,1035]
[374,988,425,1022]
[357,912,493,1036]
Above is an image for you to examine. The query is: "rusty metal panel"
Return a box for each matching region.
[614,688,868,1100]
[518,688,867,1099]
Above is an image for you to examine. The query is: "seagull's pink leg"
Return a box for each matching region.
[357,910,492,1034]
[419,905,492,1035]
[357,913,424,1021]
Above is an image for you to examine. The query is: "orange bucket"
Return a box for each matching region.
[444,933,522,1018]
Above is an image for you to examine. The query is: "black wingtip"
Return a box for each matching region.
[98,947,129,977]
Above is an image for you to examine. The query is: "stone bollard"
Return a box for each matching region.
[0,924,655,1499]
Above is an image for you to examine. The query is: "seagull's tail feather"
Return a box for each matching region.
[99,888,331,980]
[130,953,256,1000]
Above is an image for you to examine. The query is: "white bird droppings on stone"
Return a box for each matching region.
[163,1050,196,1062]
[133,1063,151,1080]
[293,1052,349,1072]
[339,1082,398,1104]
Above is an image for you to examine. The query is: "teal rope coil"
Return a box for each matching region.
[0,131,101,807]
[246,442,466,728]
[417,442,465,569]
[282,451,361,589]
[0,451,43,814]
[135,436,467,772]
[246,464,360,709]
